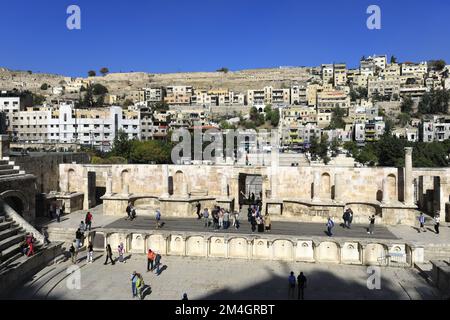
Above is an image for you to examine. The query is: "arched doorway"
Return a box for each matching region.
[4,196,25,215]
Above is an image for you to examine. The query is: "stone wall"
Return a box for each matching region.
[13,153,89,194]
[84,230,423,267]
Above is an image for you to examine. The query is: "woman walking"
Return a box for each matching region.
[264,213,272,232]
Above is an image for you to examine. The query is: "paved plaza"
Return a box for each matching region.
[11,253,440,300]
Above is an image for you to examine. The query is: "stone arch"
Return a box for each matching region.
[321,173,331,198]
[316,241,340,263]
[364,243,387,265]
[272,239,294,261]
[387,174,397,202]
[0,190,29,216]
[67,169,76,193]
[186,236,205,256]
[120,170,130,194]
[228,237,248,258]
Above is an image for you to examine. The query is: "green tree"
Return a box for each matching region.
[216,67,229,73]
[123,99,134,107]
[88,70,96,77]
[400,96,413,113]
[111,130,133,159]
[397,113,411,127]
[130,140,172,164]
[40,83,48,90]
[330,138,341,157]
[429,60,446,71]
[327,106,346,129]
[92,83,108,95]
[100,67,109,76]
[390,55,397,64]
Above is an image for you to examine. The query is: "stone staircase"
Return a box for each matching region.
[0,158,22,178]
[0,204,44,273]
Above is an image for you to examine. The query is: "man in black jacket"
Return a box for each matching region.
[297,272,307,300]
[104,244,115,265]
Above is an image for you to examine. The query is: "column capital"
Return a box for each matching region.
[404,147,413,155]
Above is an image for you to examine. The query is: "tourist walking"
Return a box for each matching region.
[56,206,61,223]
[247,206,252,223]
[79,221,85,232]
[69,243,76,264]
[223,210,230,229]
[104,244,115,265]
[232,211,240,229]
[212,208,219,230]
[147,249,155,271]
[288,271,296,299]
[297,272,307,300]
[257,216,264,233]
[75,228,83,249]
[85,211,93,231]
[130,205,137,220]
[136,273,145,300]
[155,209,162,229]
[250,212,257,233]
[218,209,224,229]
[131,271,138,298]
[118,242,125,263]
[326,217,335,236]
[368,215,375,235]
[182,293,188,300]
[42,227,50,245]
[264,213,272,232]
[342,209,350,229]
[87,241,94,263]
[154,252,162,275]
[434,212,440,234]
[196,202,201,219]
[348,208,353,229]
[418,212,426,233]
[203,208,209,227]
[126,202,132,220]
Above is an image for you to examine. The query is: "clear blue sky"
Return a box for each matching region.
[1,0,449,77]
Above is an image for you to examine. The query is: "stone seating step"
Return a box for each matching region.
[0,226,21,241]
[0,233,26,252]
[0,242,22,263]
[0,169,20,176]
[0,221,14,232]
[0,164,14,170]
[0,252,22,273]
[0,160,9,166]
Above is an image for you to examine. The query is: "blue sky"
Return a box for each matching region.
[1,0,449,76]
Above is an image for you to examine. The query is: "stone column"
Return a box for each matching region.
[312,171,321,202]
[161,164,170,198]
[334,173,343,201]
[123,184,129,196]
[82,173,89,210]
[181,181,189,198]
[106,173,113,195]
[221,175,229,197]
[404,147,414,206]
[382,177,389,204]
[439,176,449,216]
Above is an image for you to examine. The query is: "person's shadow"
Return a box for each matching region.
[157,265,168,276]
[141,285,152,299]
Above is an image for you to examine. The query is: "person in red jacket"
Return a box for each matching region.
[85,211,93,231]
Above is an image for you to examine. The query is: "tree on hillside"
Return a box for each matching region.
[216,67,229,73]
[327,106,346,129]
[400,96,413,113]
[40,83,48,90]
[100,67,109,76]
[88,70,96,77]
[429,60,446,71]
[92,83,108,95]
[111,130,133,159]
[418,89,450,114]
[390,55,397,64]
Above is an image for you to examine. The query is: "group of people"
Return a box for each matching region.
[418,211,441,234]
[125,202,137,221]
[20,233,37,257]
[49,202,65,223]
[325,212,377,236]
[146,249,162,274]
[201,206,240,230]
[288,271,307,300]
[247,205,272,233]
[131,271,148,300]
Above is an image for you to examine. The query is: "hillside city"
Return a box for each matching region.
[1,54,449,167]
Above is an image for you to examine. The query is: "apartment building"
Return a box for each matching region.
[393,127,419,142]
[422,116,450,142]
[280,106,317,126]
[279,122,321,147]
[164,85,193,106]
[10,103,140,151]
[290,85,307,105]
[367,76,401,98]
[246,87,290,106]
[354,118,385,143]
[139,107,169,140]
[316,88,350,113]
[333,63,348,87]
[0,95,22,133]
[401,62,428,77]
[400,85,428,101]
[321,64,334,85]
[380,63,401,77]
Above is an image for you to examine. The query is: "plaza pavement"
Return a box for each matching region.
[10,252,441,300]
[36,205,450,246]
